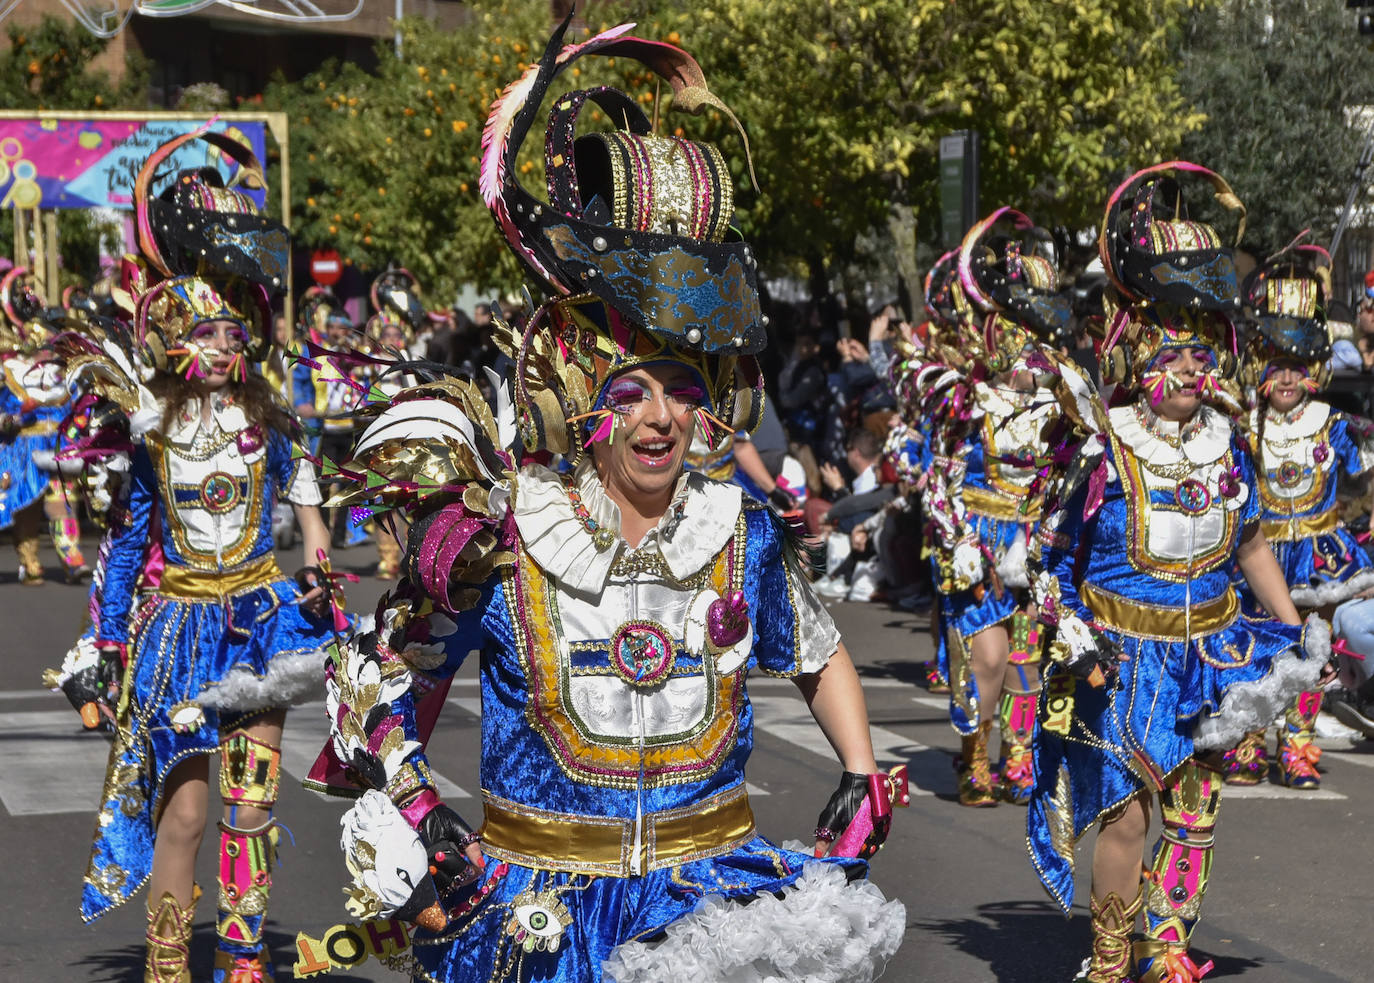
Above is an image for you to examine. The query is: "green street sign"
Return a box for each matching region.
[940,131,979,249]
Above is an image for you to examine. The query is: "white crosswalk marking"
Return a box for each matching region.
[750,694,938,797]
[5,686,1353,816]
[0,699,475,817]
[0,710,113,815]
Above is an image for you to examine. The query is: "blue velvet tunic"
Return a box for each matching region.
[81,396,334,922]
[0,375,64,528]
[335,469,868,983]
[937,387,1041,733]
[1247,400,1374,605]
[1027,403,1319,912]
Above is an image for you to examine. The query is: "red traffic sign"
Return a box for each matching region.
[311,249,343,287]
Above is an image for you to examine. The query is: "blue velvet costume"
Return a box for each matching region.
[1247,400,1374,607]
[318,465,886,983]
[0,362,64,529]
[1027,403,1322,911]
[82,394,334,922]
[938,385,1042,734]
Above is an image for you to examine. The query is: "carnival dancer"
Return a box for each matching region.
[1223,239,1374,789]
[0,266,89,582]
[1025,163,1332,983]
[306,19,907,983]
[67,129,338,983]
[922,212,1069,806]
[362,269,424,579]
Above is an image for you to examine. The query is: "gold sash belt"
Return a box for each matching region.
[156,555,283,599]
[1082,581,1238,641]
[480,785,756,877]
[963,485,1040,522]
[1261,510,1340,543]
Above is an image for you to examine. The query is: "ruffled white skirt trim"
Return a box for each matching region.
[1193,614,1328,750]
[602,861,906,983]
[1290,568,1374,609]
[197,648,326,709]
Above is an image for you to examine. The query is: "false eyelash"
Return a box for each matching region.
[669,386,705,403]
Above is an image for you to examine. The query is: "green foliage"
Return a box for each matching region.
[0,14,148,110]
[268,0,1202,305]
[1177,0,1374,254]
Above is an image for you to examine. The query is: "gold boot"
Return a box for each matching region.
[957,721,997,807]
[1077,887,1142,983]
[145,884,201,983]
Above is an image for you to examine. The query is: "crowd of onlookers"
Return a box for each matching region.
[746,303,933,610]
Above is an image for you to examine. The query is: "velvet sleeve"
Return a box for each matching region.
[1331,414,1374,479]
[746,508,840,676]
[1232,434,1261,526]
[269,431,322,506]
[96,445,157,646]
[1036,475,1095,627]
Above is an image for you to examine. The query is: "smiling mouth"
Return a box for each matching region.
[631,436,676,467]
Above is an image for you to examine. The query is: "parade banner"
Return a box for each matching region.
[0,115,270,212]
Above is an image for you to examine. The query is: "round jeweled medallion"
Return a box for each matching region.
[200,471,241,513]
[1275,460,1303,489]
[1174,478,1211,515]
[608,620,676,687]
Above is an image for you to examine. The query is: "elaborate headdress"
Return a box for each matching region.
[366,269,424,347]
[480,14,764,457]
[958,207,1071,371]
[1241,232,1332,390]
[299,286,352,343]
[0,266,56,352]
[1096,162,1245,398]
[122,126,288,375]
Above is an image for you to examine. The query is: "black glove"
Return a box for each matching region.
[1064,624,1124,690]
[418,802,482,894]
[815,771,868,845]
[768,486,798,512]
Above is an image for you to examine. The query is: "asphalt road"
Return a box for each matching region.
[1,538,1370,982]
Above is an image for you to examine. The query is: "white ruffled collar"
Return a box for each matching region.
[1109,400,1231,468]
[1257,398,1329,441]
[512,460,742,597]
[164,391,250,446]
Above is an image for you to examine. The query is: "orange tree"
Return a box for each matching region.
[270,0,1204,309]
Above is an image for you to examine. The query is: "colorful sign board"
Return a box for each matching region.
[0,117,269,211]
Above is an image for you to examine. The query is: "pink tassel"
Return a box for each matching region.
[584,411,615,448]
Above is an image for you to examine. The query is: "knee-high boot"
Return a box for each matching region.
[998,610,1041,805]
[1076,886,1142,983]
[145,884,201,983]
[215,730,281,982]
[1134,759,1221,983]
[1277,691,1322,789]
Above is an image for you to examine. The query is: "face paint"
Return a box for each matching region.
[604,378,649,415]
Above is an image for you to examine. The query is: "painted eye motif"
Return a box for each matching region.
[506,890,571,953]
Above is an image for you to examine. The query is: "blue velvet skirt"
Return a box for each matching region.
[937,514,1023,734]
[1272,530,1374,606]
[0,430,52,528]
[1027,613,1321,911]
[408,839,870,983]
[81,576,334,922]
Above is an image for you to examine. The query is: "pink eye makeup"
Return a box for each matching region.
[605,379,649,413]
[667,384,705,408]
